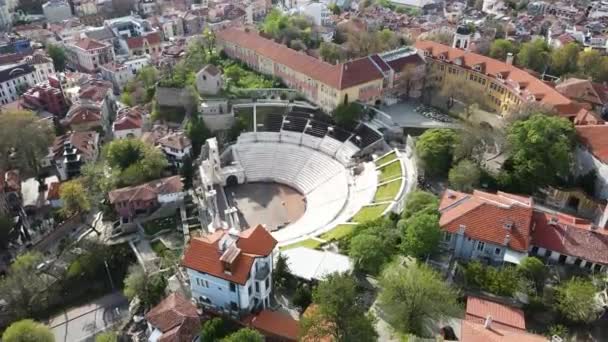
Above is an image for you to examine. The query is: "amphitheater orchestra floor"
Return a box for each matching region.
[224,182,306,231]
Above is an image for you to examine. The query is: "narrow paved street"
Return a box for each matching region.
[49,292,129,342]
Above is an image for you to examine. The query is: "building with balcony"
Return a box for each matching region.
[64,38,115,73]
[48,131,99,180]
[182,225,277,314]
[156,131,192,167]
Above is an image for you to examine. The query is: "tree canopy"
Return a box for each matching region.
[555,277,599,323]
[517,256,547,294]
[517,39,550,73]
[0,110,54,176]
[95,331,118,342]
[104,139,168,187]
[261,9,319,50]
[300,273,377,342]
[332,102,363,127]
[416,129,459,177]
[0,252,47,320]
[349,233,392,274]
[47,44,66,72]
[123,264,167,309]
[59,180,91,217]
[200,317,227,341]
[378,261,460,336]
[550,43,580,76]
[501,114,575,193]
[2,319,54,342]
[577,49,608,83]
[400,212,441,258]
[401,191,439,219]
[489,39,517,61]
[221,328,264,342]
[448,159,481,192]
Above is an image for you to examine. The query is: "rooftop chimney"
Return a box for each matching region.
[484,315,493,329]
[504,233,511,246]
[506,52,514,65]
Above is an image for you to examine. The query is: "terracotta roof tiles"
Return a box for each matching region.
[108,176,183,204]
[243,310,299,341]
[73,38,108,51]
[439,190,534,252]
[145,293,200,342]
[576,125,608,163]
[461,320,547,342]
[465,296,526,331]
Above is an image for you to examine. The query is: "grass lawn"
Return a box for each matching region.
[379,161,402,182]
[375,152,397,166]
[320,224,355,241]
[143,215,178,236]
[350,204,389,223]
[280,238,323,251]
[374,179,402,202]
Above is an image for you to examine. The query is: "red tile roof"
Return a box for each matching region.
[108,176,183,204]
[78,80,112,102]
[182,225,277,285]
[51,131,99,161]
[414,41,577,117]
[461,320,547,342]
[243,310,299,341]
[439,190,534,252]
[576,125,608,163]
[64,105,102,125]
[113,107,144,131]
[145,293,200,342]
[217,28,394,90]
[126,32,162,49]
[531,210,608,265]
[73,38,108,51]
[157,132,191,151]
[556,78,607,107]
[465,296,526,332]
[47,182,61,201]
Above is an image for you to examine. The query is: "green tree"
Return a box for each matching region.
[123,264,167,309]
[448,159,481,192]
[401,191,438,219]
[2,319,54,342]
[292,284,312,311]
[272,253,293,291]
[518,256,547,294]
[185,116,211,157]
[550,43,580,76]
[300,273,377,342]
[555,277,598,323]
[577,50,608,82]
[378,261,460,336]
[180,156,194,189]
[0,253,47,319]
[517,39,551,72]
[200,317,226,341]
[222,328,264,342]
[59,180,91,217]
[104,139,168,186]
[489,39,517,61]
[0,215,15,250]
[332,102,363,127]
[416,128,459,177]
[95,331,118,342]
[319,42,343,64]
[400,213,441,258]
[120,92,134,106]
[349,233,391,274]
[486,266,520,297]
[0,110,54,176]
[47,44,66,71]
[504,114,575,192]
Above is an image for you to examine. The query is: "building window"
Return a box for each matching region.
[494,248,501,255]
[265,278,269,289]
[594,264,602,272]
[255,282,260,293]
[574,258,582,266]
[476,241,485,251]
[531,246,539,255]
[248,285,252,295]
[443,232,451,242]
[230,301,238,311]
[229,282,236,292]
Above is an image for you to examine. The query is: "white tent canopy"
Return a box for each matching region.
[281,247,353,281]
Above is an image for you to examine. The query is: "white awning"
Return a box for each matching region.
[282,247,353,281]
[503,249,527,265]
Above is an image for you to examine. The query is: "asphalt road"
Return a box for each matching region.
[49,292,129,342]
